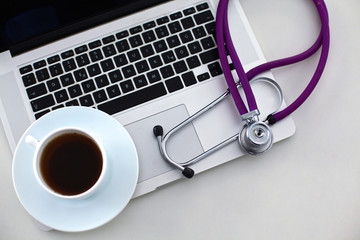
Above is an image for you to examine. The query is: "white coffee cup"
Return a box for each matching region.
[25,127,107,200]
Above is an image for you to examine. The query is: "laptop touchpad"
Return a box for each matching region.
[125,105,203,182]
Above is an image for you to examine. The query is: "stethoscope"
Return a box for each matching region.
[153,0,330,178]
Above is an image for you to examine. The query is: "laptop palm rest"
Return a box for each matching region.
[0,72,31,151]
[124,104,203,182]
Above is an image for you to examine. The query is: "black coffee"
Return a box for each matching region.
[40,132,103,196]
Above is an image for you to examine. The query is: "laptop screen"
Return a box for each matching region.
[1,0,170,55]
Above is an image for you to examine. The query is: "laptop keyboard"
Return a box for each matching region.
[18,1,222,119]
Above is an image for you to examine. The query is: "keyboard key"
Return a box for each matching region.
[114,54,128,67]
[81,79,96,93]
[79,95,94,106]
[173,60,188,74]
[166,35,181,48]
[49,63,64,77]
[140,45,155,58]
[142,30,157,43]
[147,70,161,83]
[122,65,136,78]
[133,75,148,88]
[127,49,141,62]
[62,59,77,72]
[106,85,121,98]
[73,68,88,81]
[129,35,143,48]
[120,80,135,93]
[116,30,129,39]
[201,36,215,49]
[100,59,115,72]
[170,12,182,20]
[194,10,214,25]
[102,44,117,57]
[208,62,223,77]
[183,7,196,16]
[130,25,142,34]
[31,94,55,112]
[33,60,46,69]
[19,65,33,74]
[47,55,60,64]
[87,63,101,77]
[160,65,174,79]
[93,89,108,103]
[192,26,207,39]
[89,40,102,49]
[161,50,176,64]
[165,76,183,93]
[156,16,170,25]
[98,82,167,115]
[181,17,195,29]
[175,46,189,59]
[22,73,36,87]
[199,48,219,64]
[148,56,163,69]
[197,72,210,82]
[35,109,50,119]
[179,31,194,44]
[46,78,61,92]
[75,45,88,54]
[155,26,169,38]
[76,54,90,67]
[168,21,182,34]
[89,49,104,62]
[182,71,197,86]
[60,73,75,87]
[55,89,69,103]
[68,84,82,98]
[135,60,150,73]
[35,68,50,81]
[108,69,123,83]
[26,83,47,99]
[102,35,115,44]
[188,41,202,54]
[186,55,201,69]
[143,21,156,30]
[153,40,168,53]
[51,104,64,111]
[95,75,110,88]
[196,2,209,11]
[205,22,216,35]
[66,99,79,106]
[61,50,74,59]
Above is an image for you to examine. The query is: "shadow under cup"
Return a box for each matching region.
[33,129,107,199]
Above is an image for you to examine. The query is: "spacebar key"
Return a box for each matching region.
[98,82,167,115]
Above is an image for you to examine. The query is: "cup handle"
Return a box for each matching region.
[25,135,40,148]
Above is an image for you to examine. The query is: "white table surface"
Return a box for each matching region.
[1,0,360,239]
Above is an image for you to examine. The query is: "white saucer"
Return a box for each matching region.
[12,107,139,232]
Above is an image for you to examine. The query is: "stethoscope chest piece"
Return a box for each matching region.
[239,121,273,155]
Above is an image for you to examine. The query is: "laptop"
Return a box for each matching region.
[0,0,296,198]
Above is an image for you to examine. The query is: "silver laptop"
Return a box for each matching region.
[0,0,295,197]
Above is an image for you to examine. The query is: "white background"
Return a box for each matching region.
[1,0,360,239]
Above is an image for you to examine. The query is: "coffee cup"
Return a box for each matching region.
[25,127,107,200]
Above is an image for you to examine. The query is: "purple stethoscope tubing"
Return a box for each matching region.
[216,0,330,123]
[153,1,330,178]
